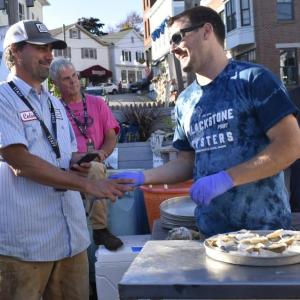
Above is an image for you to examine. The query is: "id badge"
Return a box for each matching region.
[87,139,95,152]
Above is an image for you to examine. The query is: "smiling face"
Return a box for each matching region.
[12,43,53,86]
[169,17,209,74]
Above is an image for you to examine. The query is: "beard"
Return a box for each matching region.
[39,69,50,82]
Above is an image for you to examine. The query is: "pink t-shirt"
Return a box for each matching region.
[66,94,120,152]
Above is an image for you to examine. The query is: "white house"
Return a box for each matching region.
[100,28,147,87]
[0,0,49,81]
[50,23,112,85]
[0,0,49,26]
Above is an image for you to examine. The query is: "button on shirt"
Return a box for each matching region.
[0,76,90,261]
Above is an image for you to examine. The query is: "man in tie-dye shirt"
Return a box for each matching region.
[111,6,300,237]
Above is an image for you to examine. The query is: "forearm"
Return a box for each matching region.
[228,116,300,186]
[144,150,194,184]
[99,129,117,157]
[1,145,91,193]
[228,141,299,186]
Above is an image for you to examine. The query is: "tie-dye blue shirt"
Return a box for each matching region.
[173,60,297,236]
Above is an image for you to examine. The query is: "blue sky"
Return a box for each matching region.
[43,0,143,30]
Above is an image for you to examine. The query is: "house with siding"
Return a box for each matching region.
[49,23,112,85]
[100,28,146,88]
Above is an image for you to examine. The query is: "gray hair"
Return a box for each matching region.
[49,57,75,81]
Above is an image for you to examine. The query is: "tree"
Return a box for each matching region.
[77,17,107,36]
[116,11,143,32]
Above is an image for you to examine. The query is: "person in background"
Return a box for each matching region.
[50,58,123,251]
[118,80,122,93]
[169,78,178,102]
[288,86,300,212]
[110,6,300,237]
[0,20,131,300]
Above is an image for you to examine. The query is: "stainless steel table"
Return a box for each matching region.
[118,240,300,299]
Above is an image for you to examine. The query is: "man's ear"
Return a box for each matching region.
[203,23,213,40]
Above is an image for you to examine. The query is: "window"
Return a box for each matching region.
[225,0,237,32]
[18,3,25,20]
[136,51,145,63]
[131,36,134,43]
[280,48,298,86]
[240,0,251,26]
[121,70,127,82]
[219,10,225,25]
[236,49,256,62]
[81,48,97,59]
[277,0,294,21]
[122,50,132,62]
[69,28,81,39]
[137,71,142,81]
[128,70,136,83]
[53,47,71,59]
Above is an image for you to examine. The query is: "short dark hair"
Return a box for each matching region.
[168,6,225,46]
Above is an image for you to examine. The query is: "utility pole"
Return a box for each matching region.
[7,0,19,25]
[184,0,199,85]
[172,0,200,93]
[1,0,36,25]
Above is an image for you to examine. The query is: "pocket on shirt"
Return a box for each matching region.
[24,123,41,147]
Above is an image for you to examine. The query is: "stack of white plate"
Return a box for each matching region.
[160,196,197,230]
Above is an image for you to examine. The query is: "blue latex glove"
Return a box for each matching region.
[190,171,234,206]
[109,171,145,187]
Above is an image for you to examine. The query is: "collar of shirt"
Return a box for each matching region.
[10,74,47,99]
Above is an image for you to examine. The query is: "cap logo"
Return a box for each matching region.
[36,23,48,33]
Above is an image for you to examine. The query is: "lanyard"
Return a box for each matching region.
[61,94,89,139]
[8,81,61,159]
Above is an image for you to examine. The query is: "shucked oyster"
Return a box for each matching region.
[266,229,284,241]
[263,242,287,253]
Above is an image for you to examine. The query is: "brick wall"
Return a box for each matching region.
[253,0,300,86]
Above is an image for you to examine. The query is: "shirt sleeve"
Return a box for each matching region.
[249,66,298,132]
[0,89,28,149]
[97,97,120,135]
[172,100,194,151]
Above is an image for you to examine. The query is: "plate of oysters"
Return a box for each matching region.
[204,229,300,266]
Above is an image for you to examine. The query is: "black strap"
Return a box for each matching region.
[61,94,89,139]
[8,81,61,159]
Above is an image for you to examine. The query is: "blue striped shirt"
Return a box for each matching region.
[0,75,90,261]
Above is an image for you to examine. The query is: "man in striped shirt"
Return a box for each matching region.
[0,20,131,300]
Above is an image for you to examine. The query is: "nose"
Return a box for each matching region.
[169,42,178,53]
[45,45,53,59]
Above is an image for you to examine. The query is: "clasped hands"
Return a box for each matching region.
[108,170,234,206]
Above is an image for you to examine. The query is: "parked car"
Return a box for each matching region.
[99,82,118,94]
[129,78,150,93]
[84,86,105,96]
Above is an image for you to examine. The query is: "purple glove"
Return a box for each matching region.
[109,171,145,187]
[190,171,234,206]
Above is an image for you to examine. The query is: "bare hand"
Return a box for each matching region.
[97,150,108,162]
[70,162,91,177]
[87,178,134,202]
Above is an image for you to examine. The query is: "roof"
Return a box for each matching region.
[100,28,143,44]
[38,0,50,5]
[49,23,111,47]
[79,65,112,78]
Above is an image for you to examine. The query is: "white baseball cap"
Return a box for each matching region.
[3,20,67,50]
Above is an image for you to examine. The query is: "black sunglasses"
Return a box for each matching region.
[169,23,206,46]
